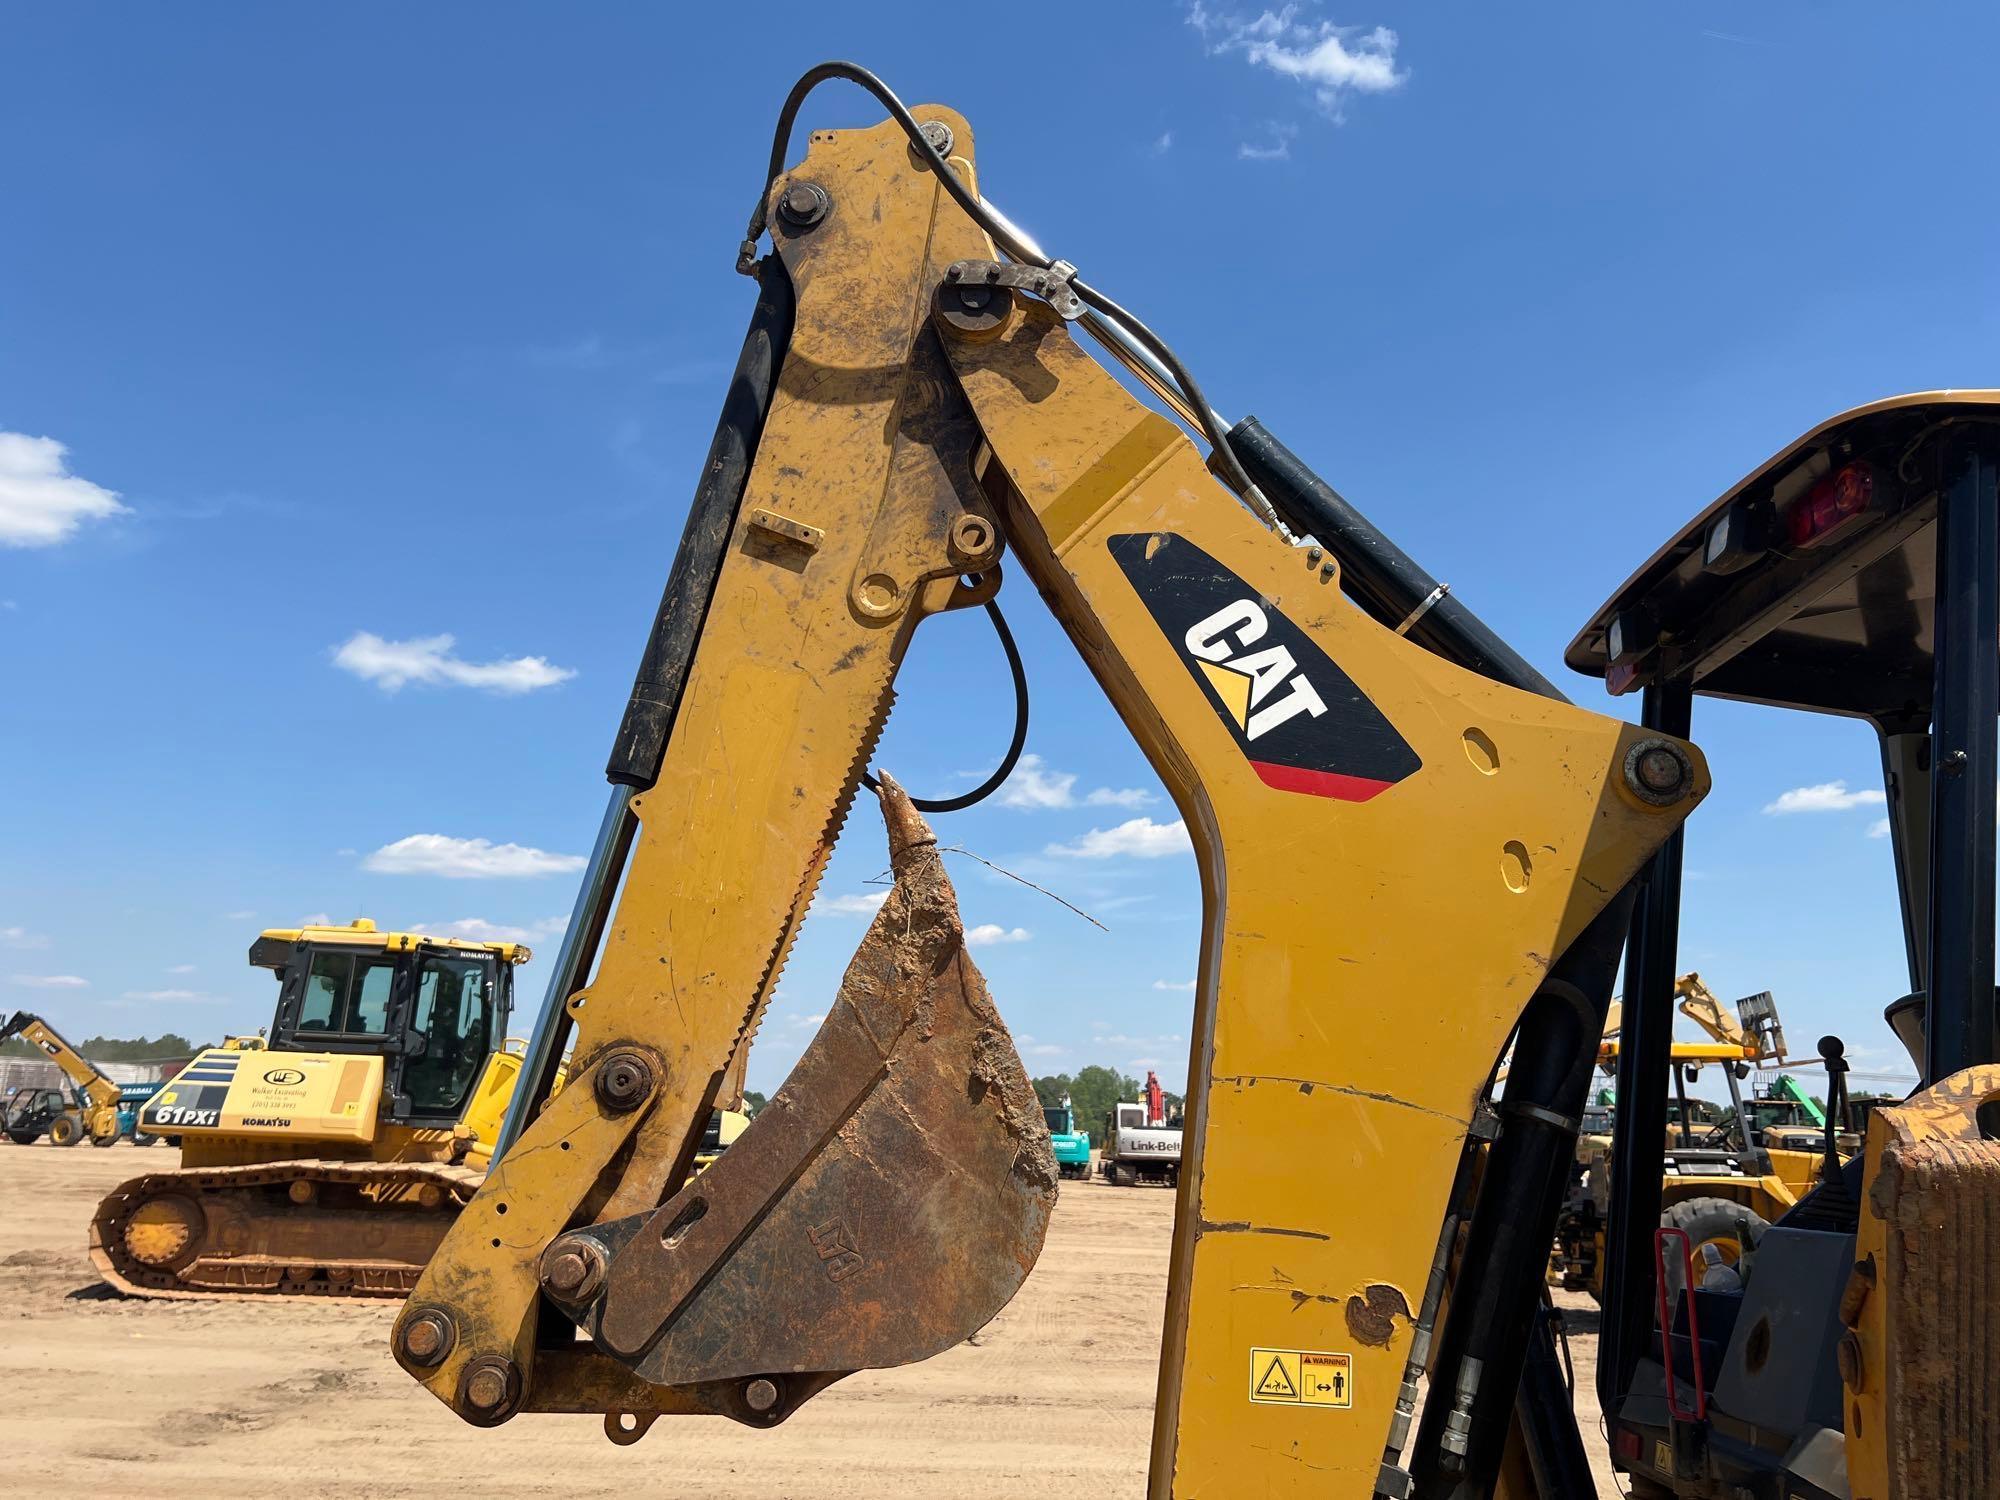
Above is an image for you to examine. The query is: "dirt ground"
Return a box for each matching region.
[0,1142,1619,1497]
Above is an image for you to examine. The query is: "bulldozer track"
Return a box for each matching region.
[88,1158,485,1300]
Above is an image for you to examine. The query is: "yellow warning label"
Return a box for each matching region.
[1301,1352,1352,1407]
[1250,1349,1300,1402]
[1249,1347,1352,1408]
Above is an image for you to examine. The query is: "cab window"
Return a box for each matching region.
[298,950,398,1035]
[401,954,494,1115]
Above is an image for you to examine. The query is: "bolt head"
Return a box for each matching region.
[401,1311,453,1367]
[775,180,829,230]
[595,1050,655,1112]
[744,1377,780,1413]
[1623,738,1694,806]
[918,120,954,157]
[465,1367,508,1411]
[1636,746,1684,793]
[546,1251,587,1294]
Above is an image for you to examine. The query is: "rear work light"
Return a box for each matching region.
[1784,462,1876,549]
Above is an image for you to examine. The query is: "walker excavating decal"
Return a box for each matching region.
[1108,533,1421,801]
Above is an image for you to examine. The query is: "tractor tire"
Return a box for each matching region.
[7,1131,38,1146]
[132,1131,161,1147]
[48,1115,82,1147]
[90,1132,118,1148]
[1663,1195,1767,1272]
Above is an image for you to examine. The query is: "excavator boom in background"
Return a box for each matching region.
[388,66,1704,1497]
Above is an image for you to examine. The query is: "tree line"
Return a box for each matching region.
[1,1031,205,1062]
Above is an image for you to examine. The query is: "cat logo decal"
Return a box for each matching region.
[1109,533,1421,801]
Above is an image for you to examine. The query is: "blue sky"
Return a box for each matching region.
[5,5,1994,1098]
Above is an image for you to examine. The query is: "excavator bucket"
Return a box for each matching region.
[540,776,1057,1392]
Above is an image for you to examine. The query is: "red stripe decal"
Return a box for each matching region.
[1248,762,1399,802]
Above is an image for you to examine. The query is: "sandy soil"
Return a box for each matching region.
[0,1142,1618,1498]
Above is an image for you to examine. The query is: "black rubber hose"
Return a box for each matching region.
[859,596,1028,813]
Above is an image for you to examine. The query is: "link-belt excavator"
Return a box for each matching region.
[386,64,2000,1499]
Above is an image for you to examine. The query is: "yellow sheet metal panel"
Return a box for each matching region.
[940,296,1702,1491]
[142,1047,381,1144]
[1850,1064,2000,1499]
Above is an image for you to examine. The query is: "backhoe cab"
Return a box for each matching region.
[1569,394,2000,1497]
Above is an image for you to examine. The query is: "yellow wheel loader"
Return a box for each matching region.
[88,919,534,1298]
[372,62,1998,1498]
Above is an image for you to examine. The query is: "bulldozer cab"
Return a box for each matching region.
[1567,393,2000,1491]
[249,919,524,1125]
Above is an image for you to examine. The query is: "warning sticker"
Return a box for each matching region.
[1249,1348,1352,1408]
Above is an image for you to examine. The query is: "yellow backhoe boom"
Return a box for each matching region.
[388,68,1705,1498]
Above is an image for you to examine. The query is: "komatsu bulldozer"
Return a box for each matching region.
[87,919,532,1297]
[377,63,1999,1499]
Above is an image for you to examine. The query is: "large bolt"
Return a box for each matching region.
[776,180,829,230]
[1623,738,1694,807]
[458,1356,522,1425]
[918,120,954,158]
[744,1377,780,1413]
[400,1310,454,1368]
[595,1050,655,1113]
[540,1236,607,1304]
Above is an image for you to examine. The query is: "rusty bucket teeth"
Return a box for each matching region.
[560,771,1057,1390]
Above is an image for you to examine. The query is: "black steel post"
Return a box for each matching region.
[1410,890,1636,1499]
[1923,436,2000,1081]
[1598,681,1692,1414]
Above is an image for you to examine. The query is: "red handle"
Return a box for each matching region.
[1653,1226,1708,1421]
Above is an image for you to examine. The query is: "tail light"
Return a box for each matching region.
[1784,462,1876,549]
[1613,1426,1643,1462]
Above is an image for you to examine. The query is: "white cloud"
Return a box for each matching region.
[223,909,256,921]
[818,890,890,916]
[1153,979,1197,992]
[0,432,128,547]
[1025,1042,1068,1057]
[1762,781,1887,815]
[1152,130,1175,155]
[1000,755,1156,811]
[363,835,586,879]
[419,916,570,945]
[1046,817,1193,859]
[298,913,334,928]
[1086,786,1157,809]
[965,924,1031,948]
[11,974,87,988]
[1866,817,1892,839]
[0,927,49,950]
[1192,6,1407,117]
[167,963,196,975]
[1128,1057,1164,1069]
[120,988,207,1002]
[332,632,575,695]
[1000,755,1078,809]
[1238,122,1299,160]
